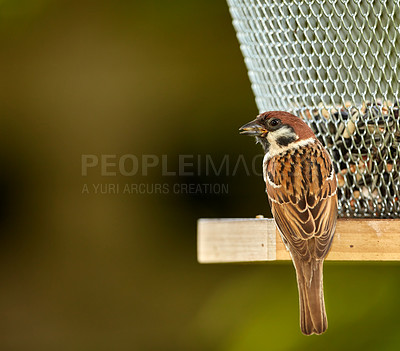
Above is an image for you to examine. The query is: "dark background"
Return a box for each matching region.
[0,1,400,350]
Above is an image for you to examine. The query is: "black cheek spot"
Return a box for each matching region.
[276,135,296,146]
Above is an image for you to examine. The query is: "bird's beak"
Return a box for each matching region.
[239,119,267,136]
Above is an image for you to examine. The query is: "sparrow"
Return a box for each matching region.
[240,111,337,335]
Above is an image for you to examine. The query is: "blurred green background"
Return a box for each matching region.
[1,1,400,350]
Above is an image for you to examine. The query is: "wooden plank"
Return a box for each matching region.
[197,218,276,263]
[198,218,400,262]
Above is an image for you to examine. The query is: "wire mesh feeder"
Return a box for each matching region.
[228,0,400,218]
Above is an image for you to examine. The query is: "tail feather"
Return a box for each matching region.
[293,257,327,335]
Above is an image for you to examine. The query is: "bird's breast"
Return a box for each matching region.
[264,143,332,200]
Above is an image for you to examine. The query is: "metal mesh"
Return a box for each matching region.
[228,0,400,218]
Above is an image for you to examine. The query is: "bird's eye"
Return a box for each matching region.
[269,119,280,127]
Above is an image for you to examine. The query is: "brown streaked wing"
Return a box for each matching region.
[266,150,337,261]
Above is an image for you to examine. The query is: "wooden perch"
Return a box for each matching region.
[197,218,400,263]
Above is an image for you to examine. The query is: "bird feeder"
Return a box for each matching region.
[198,0,400,263]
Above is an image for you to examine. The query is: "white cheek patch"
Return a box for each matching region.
[266,126,297,158]
[266,127,297,150]
[267,126,296,142]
